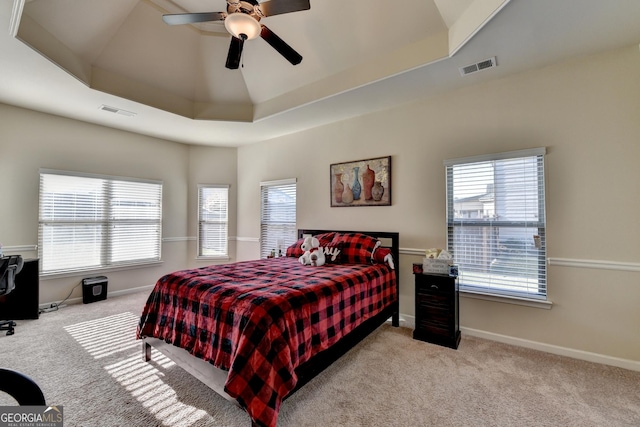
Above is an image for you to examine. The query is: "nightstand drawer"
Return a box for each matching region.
[416,292,451,310]
[417,315,450,334]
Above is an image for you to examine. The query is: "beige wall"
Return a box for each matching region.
[0,105,237,305]
[237,46,640,362]
[1,45,637,364]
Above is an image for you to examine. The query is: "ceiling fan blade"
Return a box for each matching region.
[259,0,310,17]
[226,36,245,69]
[162,12,226,25]
[260,25,302,65]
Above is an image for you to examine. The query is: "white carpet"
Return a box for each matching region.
[1,290,639,426]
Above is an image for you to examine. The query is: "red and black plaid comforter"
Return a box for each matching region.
[137,257,397,427]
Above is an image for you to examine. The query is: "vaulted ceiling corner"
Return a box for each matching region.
[15,0,491,124]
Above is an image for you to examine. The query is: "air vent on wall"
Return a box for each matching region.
[99,105,136,117]
[459,56,497,76]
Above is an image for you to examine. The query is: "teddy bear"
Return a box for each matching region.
[298,236,326,267]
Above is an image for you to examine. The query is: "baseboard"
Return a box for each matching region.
[398,313,639,372]
[107,284,155,298]
[39,284,155,310]
[461,327,640,372]
[398,314,416,330]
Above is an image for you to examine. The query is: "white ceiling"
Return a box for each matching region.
[1,0,639,147]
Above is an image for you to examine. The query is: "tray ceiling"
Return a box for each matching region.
[2,0,639,146]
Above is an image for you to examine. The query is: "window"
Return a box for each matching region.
[445,148,547,300]
[260,179,297,258]
[198,185,229,258]
[38,170,162,274]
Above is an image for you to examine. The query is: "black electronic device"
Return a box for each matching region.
[82,276,108,304]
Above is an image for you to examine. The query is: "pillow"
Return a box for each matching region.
[286,238,306,257]
[285,233,336,258]
[373,247,395,269]
[331,232,380,265]
[314,232,336,246]
[322,241,343,264]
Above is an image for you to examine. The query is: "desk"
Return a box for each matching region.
[0,258,39,320]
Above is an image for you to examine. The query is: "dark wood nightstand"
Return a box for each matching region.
[413,269,460,349]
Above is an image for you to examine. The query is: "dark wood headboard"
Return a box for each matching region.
[298,229,400,285]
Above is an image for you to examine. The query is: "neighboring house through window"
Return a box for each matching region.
[38,170,162,274]
[445,148,547,300]
[260,179,297,258]
[198,184,229,258]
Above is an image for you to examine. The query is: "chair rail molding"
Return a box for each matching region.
[403,249,640,273]
[547,258,640,272]
[1,245,37,253]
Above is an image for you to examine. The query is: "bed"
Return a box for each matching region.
[137,229,399,427]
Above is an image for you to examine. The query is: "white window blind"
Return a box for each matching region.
[260,179,297,258]
[198,185,229,258]
[38,170,162,274]
[445,148,547,300]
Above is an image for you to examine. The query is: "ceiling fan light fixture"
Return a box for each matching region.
[225,13,261,40]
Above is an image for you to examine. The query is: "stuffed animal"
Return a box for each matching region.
[298,236,326,267]
[298,236,316,265]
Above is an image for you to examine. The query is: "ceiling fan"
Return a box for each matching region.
[162,0,310,69]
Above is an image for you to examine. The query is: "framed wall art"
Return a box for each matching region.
[330,156,391,207]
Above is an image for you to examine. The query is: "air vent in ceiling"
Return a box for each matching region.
[459,57,497,76]
[99,105,136,117]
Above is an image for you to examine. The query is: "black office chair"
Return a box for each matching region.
[0,368,46,405]
[0,255,23,336]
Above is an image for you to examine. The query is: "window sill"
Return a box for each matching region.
[460,290,553,309]
[196,256,230,261]
[40,260,164,280]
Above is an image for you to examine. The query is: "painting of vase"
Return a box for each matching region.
[372,181,384,201]
[329,156,391,207]
[342,184,354,204]
[333,173,344,203]
[362,164,375,200]
[351,166,361,200]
